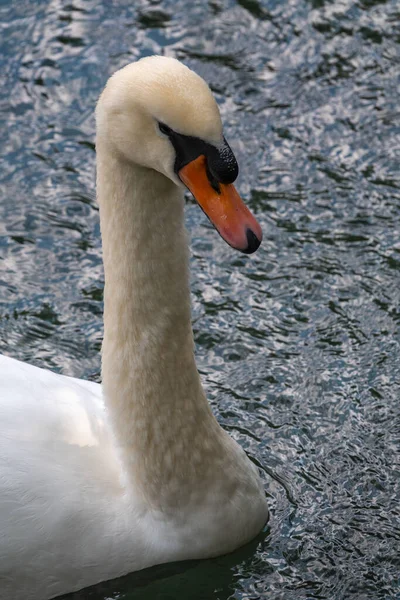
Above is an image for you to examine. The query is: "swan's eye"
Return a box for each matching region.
[158,122,172,136]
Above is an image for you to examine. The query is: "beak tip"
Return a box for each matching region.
[241,228,262,254]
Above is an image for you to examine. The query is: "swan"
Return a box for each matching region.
[0,56,269,600]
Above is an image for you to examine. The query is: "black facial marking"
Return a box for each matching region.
[205,161,221,194]
[157,121,239,186]
[158,122,172,136]
[205,140,238,185]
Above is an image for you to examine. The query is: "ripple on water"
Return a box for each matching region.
[1,0,400,598]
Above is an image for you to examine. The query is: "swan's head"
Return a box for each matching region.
[96,56,262,253]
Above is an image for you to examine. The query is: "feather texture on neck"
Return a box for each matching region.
[97,146,226,510]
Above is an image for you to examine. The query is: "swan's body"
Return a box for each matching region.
[0,56,268,600]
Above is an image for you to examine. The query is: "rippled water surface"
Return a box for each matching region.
[1,0,400,598]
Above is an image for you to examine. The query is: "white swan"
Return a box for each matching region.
[0,56,268,600]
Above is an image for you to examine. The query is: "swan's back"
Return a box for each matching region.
[0,356,137,600]
[0,355,115,495]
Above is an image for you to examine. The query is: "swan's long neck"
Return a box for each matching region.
[97,146,223,509]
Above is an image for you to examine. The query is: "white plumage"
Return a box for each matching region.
[0,56,268,600]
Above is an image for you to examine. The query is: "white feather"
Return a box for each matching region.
[0,56,268,600]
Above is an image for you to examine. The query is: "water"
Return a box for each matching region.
[1,0,399,598]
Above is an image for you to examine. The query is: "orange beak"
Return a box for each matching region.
[179,156,262,254]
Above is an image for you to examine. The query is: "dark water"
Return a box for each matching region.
[1,0,400,598]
